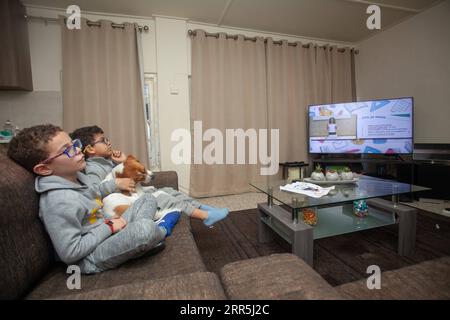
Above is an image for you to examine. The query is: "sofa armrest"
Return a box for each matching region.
[148,171,178,190]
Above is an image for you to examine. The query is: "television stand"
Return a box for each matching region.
[312,154,413,165]
[383,153,406,162]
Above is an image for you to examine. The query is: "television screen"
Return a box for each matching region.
[308,97,413,154]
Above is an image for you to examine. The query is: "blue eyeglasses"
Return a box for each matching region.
[41,139,83,164]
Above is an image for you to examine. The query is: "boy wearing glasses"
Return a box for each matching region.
[8,124,181,274]
[70,125,229,227]
[69,126,127,187]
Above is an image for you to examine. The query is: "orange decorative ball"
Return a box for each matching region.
[302,208,317,226]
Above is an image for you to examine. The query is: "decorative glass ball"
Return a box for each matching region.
[353,200,368,218]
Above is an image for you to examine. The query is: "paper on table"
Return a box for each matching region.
[280,181,335,198]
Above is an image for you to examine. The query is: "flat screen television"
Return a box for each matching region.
[308,97,413,154]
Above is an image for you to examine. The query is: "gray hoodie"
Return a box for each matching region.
[85,157,116,185]
[35,172,116,264]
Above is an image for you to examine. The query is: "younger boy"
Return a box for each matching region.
[69,126,126,185]
[8,124,180,274]
[70,126,229,227]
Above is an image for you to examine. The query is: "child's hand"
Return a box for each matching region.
[112,150,127,163]
[111,217,127,233]
[115,178,136,193]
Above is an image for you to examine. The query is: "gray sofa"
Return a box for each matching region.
[1,152,449,300]
[220,254,450,300]
[0,152,225,300]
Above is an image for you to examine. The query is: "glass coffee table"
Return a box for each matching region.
[250,175,430,266]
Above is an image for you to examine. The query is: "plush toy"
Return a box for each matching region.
[102,155,154,219]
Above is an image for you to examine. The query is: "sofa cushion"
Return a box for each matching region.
[220,253,344,299]
[150,171,178,191]
[336,256,450,300]
[26,230,206,299]
[172,214,191,235]
[50,272,226,300]
[0,154,54,300]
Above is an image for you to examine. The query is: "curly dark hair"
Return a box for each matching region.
[7,124,63,172]
[69,125,104,156]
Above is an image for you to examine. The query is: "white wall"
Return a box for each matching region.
[0,5,355,194]
[355,0,450,143]
[0,8,63,130]
[0,5,157,135]
[25,6,158,75]
[3,2,448,192]
[155,17,191,193]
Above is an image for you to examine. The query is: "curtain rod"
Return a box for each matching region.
[188,29,359,54]
[24,15,150,31]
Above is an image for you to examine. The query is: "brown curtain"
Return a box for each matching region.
[190,30,267,197]
[266,40,354,173]
[61,18,149,166]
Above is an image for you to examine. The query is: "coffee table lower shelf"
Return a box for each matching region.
[257,198,417,267]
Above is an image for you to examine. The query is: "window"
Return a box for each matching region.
[143,73,161,171]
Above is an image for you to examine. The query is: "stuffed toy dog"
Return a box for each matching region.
[101,155,154,218]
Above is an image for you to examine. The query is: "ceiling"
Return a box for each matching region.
[23,0,443,42]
